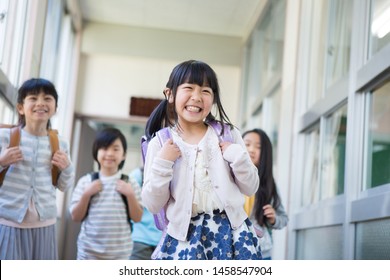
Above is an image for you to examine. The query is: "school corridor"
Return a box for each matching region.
[0,0,389,259]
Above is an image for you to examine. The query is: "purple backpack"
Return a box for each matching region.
[141,121,233,231]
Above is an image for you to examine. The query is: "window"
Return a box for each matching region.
[239,0,286,126]
[1,0,28,85]
[305,0,353,108]
[355,218,390,259]
[40,0,63,80]
[364,80,390,189]
[0,0,10,67]
[0,94,14,123]
[299,0,352,206]
[370,0,390,55]
[320,105,348,199]
[302,126,320,206]
[300,105,348,206]
[257,0,285,93]
[262,88,281,165]
[324,1,353,88]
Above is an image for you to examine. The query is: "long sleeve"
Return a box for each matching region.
[141,135,173,214]
[56,137,75,192]
[222,127,259,197]
[269,201,289,230]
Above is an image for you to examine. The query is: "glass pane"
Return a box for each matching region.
[257,0,285,92]
[302,127,320,206]
[306,0,328,107]
[240,43,251,119]
[320,105,348,199]
[0,0,10,68]
[244,38,262,118]
[370,0,390,55]
[296,225,343,259]
[247,108,262,132]
[366,81,390,189]
[5,0,28,85]
[268,88,281,166]
[355,218,390,259]
[324,0,353,88]
[0,94,14,123]
[307,0,353,107]
[40,0,63,80]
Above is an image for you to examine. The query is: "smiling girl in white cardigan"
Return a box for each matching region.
[142,60,262,260]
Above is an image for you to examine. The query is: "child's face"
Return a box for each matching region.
[17,91,56,126]
[243,132,261,166]
[97,138,126,173]
[172,83,214,126]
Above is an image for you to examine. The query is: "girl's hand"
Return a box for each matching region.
[219,141,231,154]
[158,138,181,161]
[52,150,70,171]
[263,204,276,225]
[0,147,23,167]
[84,179,102,197]
[116,179,135,197]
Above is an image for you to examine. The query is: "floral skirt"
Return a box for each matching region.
[152,210,262,260]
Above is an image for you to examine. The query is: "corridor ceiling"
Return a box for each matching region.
[79,0,265,38]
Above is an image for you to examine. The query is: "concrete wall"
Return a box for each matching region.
[75,22,244,124]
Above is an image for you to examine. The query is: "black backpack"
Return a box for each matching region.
[87,172,133,231]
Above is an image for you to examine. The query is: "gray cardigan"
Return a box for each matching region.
[250,200,288,258]
[0,128,74,223]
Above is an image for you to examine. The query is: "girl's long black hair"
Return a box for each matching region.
[145,60,233,140]
[242,128,281,226]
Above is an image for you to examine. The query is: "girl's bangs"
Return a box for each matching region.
[26,87,56,97]
[181,64,217,90]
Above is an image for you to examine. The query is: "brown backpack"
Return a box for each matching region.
[0,125,60,186]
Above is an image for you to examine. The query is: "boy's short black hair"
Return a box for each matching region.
[92,127,127,170]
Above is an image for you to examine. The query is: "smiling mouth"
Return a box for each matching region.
[186,105,201,112]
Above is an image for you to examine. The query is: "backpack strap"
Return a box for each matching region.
[141,135,148,164]
[141,127,171,165]
[156,127,172,146]
[9,126,21,147]
[86,172,133,231]
[81,172,99,220]
[90,171,99,181]
[120,174,129,182]
[208,121,236,180]
[0,126,60,187]
[119,174,133,232]
[152,127,172,231]
[208,121,234,143]
[0,126,21,186]
[48,129,60,186]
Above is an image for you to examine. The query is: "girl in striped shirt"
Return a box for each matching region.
[0,78,75,259]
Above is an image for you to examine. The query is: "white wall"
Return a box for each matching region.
[76,54,241,124]
[75,22,243,125]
